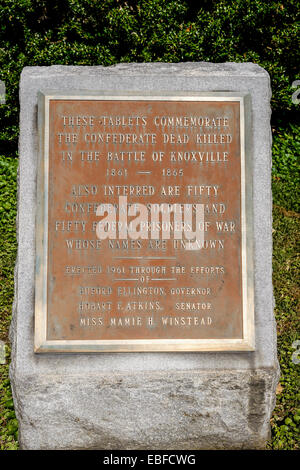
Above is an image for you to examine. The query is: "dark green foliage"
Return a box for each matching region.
[272,124,300,213]
[0,0,299,450]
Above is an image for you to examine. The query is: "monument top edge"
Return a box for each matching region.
[20,61,269,80]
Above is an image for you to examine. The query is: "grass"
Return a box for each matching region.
[0,0,298,452]
[0,134,299,450]
[0,155,18,450]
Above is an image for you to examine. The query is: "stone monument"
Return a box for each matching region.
[10,63,279,449]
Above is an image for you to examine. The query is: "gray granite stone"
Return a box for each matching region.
[10,63,279,449]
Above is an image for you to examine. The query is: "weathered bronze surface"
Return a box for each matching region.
[35,92,254,352]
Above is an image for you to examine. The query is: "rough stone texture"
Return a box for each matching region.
[10,63,279,449]
[13,370,279,450]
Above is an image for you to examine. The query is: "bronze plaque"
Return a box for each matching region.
[35,92,254,352]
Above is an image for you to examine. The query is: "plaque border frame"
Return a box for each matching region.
[35,91,254,353]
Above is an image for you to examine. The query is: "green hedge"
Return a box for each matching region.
[0,0,299,160]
